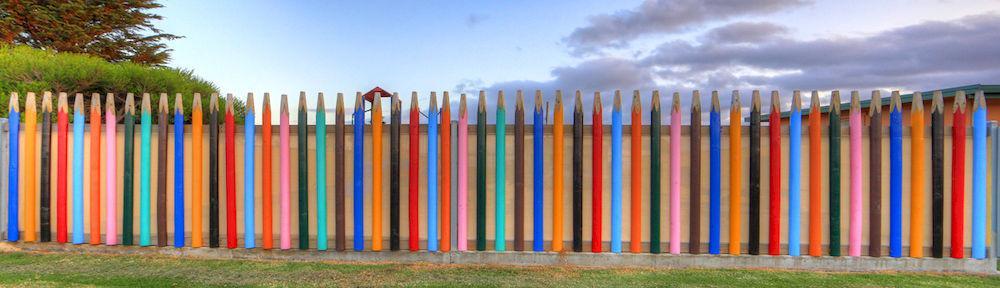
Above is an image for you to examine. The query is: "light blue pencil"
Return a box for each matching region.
[244,93,256,249]
[788,92,802,256]
[611,91,623,254]
[428,93,440,252]
[971,91,986,259]
[72,94,85,244]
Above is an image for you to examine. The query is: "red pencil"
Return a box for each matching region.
[592,92,603,253]
[440,92,452,252]
[262,93,273,249]
[409,92,421,251]
[951,92,966,259]
[56,93,69,243]
[225,94,237,249]
[768,91,782,256]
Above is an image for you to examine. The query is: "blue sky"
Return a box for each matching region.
[157,0,1000,123]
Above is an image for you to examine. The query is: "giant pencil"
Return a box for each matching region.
[889,91,903,258]
[689,91,702,254]
[611,91,623,254]
[299,93,310,250]
[533,91,544,252]
[279,94,291,250]
[243,93,254,249]
[592,92,604,253]
[849,92,863,257]
[139,94,152,246]
[261,93,272,249]
[629,91,641,253]
[390,93,401,251]
[351,92,362,251]
[457,94,469,251]
[951,91,967,259]
[709,91,721,255]
[370,92,382,251]
[6,93,19,242]
[768,91,782,256]
[317,93,328,251]
[409,92,420,251]
[729,91,742,255]
[552,91,565,252]
[224,94,236,249]
[808,91,821,256]
[910,92,925,258]
[476,91,487,251]
[157,94,169,247]
[971,91,986,259]
[829,91,841,257]
[650,91,661,254]
[440,92,452,252]
[192,93,204,248]
[789,91,802,256]
[931,91,944,258]
[428,92,440,252]
[175,94,187,248]
[24,93,36,243]
[56,93,69,243]
[496,91,507,252]
[572,91,583,252]
[105,94,117,245]
[335,93,346,251]
[514,91,524,252]
[670,92,682,255]
[868,91,883,257]
[72,94,87,243]
[208,93,220,248]
[89,93,101,245]
[40,92,52,243]
[749,91,761,255]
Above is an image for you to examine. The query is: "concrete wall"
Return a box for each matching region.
[5,121,995,255]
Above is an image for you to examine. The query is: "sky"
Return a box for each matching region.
[157,0,1000,123]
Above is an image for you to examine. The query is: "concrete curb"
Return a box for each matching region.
[4,242,996,274]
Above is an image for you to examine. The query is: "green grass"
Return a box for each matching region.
[0,252,996,287]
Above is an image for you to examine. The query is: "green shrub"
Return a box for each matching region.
[0,45,244,122]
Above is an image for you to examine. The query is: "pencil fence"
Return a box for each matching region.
[0,90,997,261]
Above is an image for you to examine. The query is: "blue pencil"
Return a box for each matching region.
[889,92,903,258]
[971,91,986,259]
[353,93,365,251]
[532,93,544,252]
[428,93,440,252]
[6,94,19,242]
[611,91,623,253]
[244,94,255,249]
[174,95,187,248]
[709,92,721,255]
[72,95,86,244]
[788,92,802,256]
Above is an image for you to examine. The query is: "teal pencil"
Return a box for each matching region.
[495,91,506,251]
[139,93,152,246]
[316,93,328,250]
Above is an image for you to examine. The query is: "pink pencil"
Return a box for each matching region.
[457,94,469,251]
[280,94,292,250]
[105,94,118,245]
[848,92,862,256]
[669,92,681,254]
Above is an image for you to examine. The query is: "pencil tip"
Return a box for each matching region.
[829,91,841,114]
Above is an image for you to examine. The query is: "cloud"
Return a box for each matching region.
[563,0,810,55]
[700,21,789,44]
[465,13,489,28]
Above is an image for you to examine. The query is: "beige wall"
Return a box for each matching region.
[13,122,994,254]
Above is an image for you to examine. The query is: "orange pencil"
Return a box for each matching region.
[629,91,642,253]
[261,93,273,249]
[372,91,383,251]
[23,92,37,242]
[192,93,204,247]
[552,91,565,252]
[440,91,452,252]
[910,92,925,258]
[808,91,822,256]
[89,93,102,245]
[729,91,742,255]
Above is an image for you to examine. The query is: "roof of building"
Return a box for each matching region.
[779,84,1000,118]
[363,87,392,102]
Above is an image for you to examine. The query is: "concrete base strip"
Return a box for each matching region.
[4,242,996,274]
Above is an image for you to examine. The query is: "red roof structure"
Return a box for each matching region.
[363,87,392,102]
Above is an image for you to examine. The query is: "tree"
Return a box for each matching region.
[0,0,179,65]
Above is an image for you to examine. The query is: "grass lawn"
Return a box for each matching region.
[0,252,996,287]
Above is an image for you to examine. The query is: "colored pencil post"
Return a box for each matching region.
[649,90,661,254]
[208,93,220,248]
[243,93,255,249]
[889,91,903,258]
[175,93,187,248]
[24,92,37,243]
[370,92,382,251]
[408,92,420,252]
[971,90,986,259]
[629,90,641,254]
[788,91,802,256]
[592,91,604,253]
[224,94,236,249]
[689,91,702,254]
[72,93,85,244]
[514,90,524,252]
[139,93,152,246]
[476,91,487,251]
[611,90,623,254]
[729,91,742,255]
[951,91,967,259]
[106,93,118,245]
[670,92,682,255]
[317,93,329,251]
[191,93,204,248]
[6,93,19,242]
[259,93,271,249]
[572,91,584,252]
[749,90,761,256]
[768,91,782,256]
[428,92,440,252]
[828,91,841,257]
[157,93,169,247]
[40,92,52,243]
[457,93,469,251]
[88,93,101,245]
[390,92,401,251]
[496,90,507,252]
[440,92,451,252]
[868,91,883,257]
[910,91,925,258]
[298,92,310,250]
[931,91,945,258]
[849,92,863,257]
[709,91,721,255]
[351,92,363,251]
[807,91,821,257]
[279,94,291,250]
[532,90,544,252]
[335,93,346,251]
[552,90,565,252]
[56,93,69,244]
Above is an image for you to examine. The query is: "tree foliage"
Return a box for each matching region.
[0,0,179,65]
